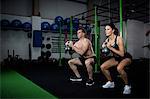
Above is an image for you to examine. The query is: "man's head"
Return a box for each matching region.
[77,27,87,39]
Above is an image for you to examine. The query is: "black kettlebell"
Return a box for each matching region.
[65,46,70,53]
[102,47,110,56]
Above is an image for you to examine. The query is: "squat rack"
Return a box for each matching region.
[65,0,124,72]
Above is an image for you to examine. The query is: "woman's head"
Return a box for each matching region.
[105,23,119,36]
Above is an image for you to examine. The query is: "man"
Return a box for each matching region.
[66,27,96,86]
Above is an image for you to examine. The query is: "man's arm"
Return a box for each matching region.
[69,39,89,55]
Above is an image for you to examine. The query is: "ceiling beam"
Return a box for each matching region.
[66,0,87,5]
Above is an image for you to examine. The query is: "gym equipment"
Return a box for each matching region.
[33,30,42,47]
[102,47,110,56]
[64,41,75,54]
[11,19,22,28]
[41,22,51,31]
[62,25,67,31]
[47,37,50,41]
[27,32,32,38]
[46,44,51,49]
[22,22,32,31]
[83,24,91,33]
[41,51,46,57]
[46,51,51,57]
[94,6,100,72]
[55,16,63,25]
[65,41,70,52]
[0,19,10,28]
[65,25,78,32]
[73,18,79,25]
[65,46,75,55]
[42,37,44,40]
[50,23,59,31]
[41,44,45,49]
[65,46,71,53]
[29,43,31,60]
[120,0,123,37]
[64,18,70,25]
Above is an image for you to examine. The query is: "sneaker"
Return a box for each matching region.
[123,85,131,94]
[102,81,115,88]
[70,76,82,81]
[86,79,94,86]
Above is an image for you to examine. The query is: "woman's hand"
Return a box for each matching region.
[106,42,112,49]
[102,42,107,48]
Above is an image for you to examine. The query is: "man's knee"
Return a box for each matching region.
[85,60,91,66]
[68,60,74,65]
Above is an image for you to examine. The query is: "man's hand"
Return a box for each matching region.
[68,41,73,47]
[65,41,70,46]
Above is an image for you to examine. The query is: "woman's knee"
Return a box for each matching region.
[117,66,124,73]
[100,65,108,71]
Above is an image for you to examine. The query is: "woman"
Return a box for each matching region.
[100,23,132,94]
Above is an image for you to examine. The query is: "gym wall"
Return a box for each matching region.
[1,0,149,62]
[1,0,32,16]
[1,14,31,61]
[127,20,146,59]
[0,0,87,61]
[39,0,87,19]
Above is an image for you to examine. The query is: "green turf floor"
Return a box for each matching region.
[1,69,58,99]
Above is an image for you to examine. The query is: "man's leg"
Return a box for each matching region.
[68,58,82,81]
[85,58,95,86]
[85,58,94,80]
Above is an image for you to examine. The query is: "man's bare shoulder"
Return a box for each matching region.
[83,38,90,42]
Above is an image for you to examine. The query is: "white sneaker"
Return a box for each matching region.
[123,85,131,94]
[102,81,115,88]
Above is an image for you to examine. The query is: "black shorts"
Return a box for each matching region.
[79,56,97,66]
[114,52,132,62]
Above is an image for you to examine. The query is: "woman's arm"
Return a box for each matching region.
[107,37,125,57]
[102,38,108,48]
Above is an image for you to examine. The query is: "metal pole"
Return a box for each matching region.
[119,0,123,37]
[70,16,73,41]
[124,20,128,51]
[59,22,62,66]
[94,6,100,72]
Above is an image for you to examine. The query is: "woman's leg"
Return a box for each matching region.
[100,58,118,81]
[117,58,132,94]
[117,58,132,84]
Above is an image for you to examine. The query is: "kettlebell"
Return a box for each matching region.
[102,47,110,56]
[65,44,71,53]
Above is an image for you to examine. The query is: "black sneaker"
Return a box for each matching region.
[86,79,94,86]
[70,76,82,81]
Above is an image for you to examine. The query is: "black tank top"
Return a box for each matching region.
[111,35,120,57]
[111,35,119,50]
[111,35,132,61]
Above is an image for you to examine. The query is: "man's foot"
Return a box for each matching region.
[123,85,131,94]
[102,81,115,88]
[86,79,94,86]
[70,76,82,81]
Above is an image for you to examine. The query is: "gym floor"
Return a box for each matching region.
[1,58,149,98]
